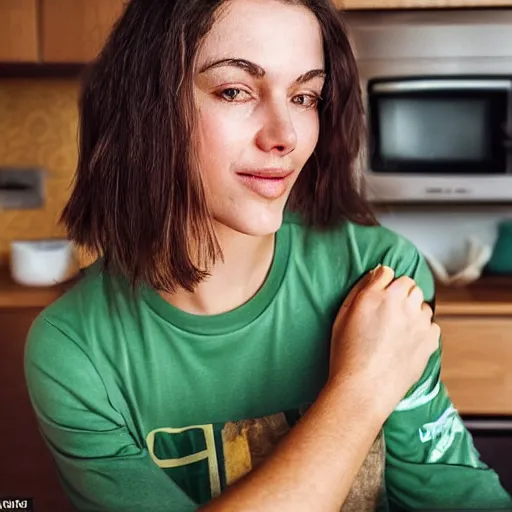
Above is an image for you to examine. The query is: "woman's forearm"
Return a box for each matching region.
[200,377,387,512]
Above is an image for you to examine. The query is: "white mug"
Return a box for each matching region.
[10,239,75,287]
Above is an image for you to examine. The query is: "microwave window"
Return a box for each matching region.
[378,98,490,162]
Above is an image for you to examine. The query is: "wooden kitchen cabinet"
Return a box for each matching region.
[434,281,512,415]
[0,307,74,511]
[439,316,512,415]
[336,0,512,8]
[40,0,126,63]
[0,0,38,62]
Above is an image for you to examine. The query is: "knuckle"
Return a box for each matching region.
[421,302,433,318]
[408,288,425,308]
[382,289,398,307]
[429,324,441,343]
[359,287,379,302]
[415,286,425,299]
[397,275,416,288]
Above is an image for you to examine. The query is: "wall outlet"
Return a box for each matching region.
[0,168,45,209]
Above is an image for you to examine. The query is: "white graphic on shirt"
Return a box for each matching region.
[418,405,465,463]
[395,375,441,412]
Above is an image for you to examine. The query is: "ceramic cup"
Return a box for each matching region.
[10,239,75,287]
[487,219,512,275]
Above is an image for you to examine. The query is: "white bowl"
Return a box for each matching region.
[10,240,73,287]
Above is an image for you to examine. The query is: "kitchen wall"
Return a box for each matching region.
[0,79,80,266]
[376,205,512,274]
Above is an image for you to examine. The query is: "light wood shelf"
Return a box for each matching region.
[436,277,512,316]
[336,0,512,9]
[0,266,75,308]
[0,0,38,62]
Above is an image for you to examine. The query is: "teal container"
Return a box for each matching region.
[487,219,512,275]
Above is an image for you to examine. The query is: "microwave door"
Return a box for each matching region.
[368,77,512,176]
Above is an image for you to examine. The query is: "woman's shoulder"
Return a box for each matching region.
[284,210,421,267]
[344,220,421,264]
[342,220,435,298]
[24,263,128,435]
[39,259,109,322]
[26,260,125,358]
[284,211,433,293]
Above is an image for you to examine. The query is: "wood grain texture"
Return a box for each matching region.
[40,0,125,63]
[0,265,78,308]
[0,307,75,511]
[0,0,38,62]
[436,278,512,316]
[439,317,512,415]
[0,79,80,265]
[336,0,512,8]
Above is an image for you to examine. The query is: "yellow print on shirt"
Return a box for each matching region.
[145,408,385,511]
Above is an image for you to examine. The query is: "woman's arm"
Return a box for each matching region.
[380,246,512,510]
[25,316,198,512]
[204,265,439,512]
[201,374,387,512]
[26,266,437,512]
[385,362,512,510]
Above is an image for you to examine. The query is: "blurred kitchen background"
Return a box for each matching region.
[1,1,512,511]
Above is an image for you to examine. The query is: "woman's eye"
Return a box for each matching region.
[293,94,321,109]
[219,88,251,102]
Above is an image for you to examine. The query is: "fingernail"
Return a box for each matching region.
[370,264,382,277]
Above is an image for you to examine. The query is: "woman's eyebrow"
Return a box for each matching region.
[198,58,326,84]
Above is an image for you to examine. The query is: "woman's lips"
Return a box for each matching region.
[236,170,294,200]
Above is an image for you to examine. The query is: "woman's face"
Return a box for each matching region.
[194,0,325,237]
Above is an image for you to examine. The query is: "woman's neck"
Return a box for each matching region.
[160,223,276,316]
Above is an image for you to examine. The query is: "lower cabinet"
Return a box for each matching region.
[0,308,74,512]
[439,316,512,415]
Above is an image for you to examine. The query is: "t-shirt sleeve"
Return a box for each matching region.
[380,242,512,511]
[24,314,198,512]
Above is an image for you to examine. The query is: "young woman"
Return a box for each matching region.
[25,0,512,511]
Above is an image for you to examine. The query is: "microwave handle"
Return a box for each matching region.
[371,79,512,94]
[464,418,512,432]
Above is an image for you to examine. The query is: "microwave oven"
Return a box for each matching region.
[363,75,512,203]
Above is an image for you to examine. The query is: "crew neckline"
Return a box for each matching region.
[142,223,291,335]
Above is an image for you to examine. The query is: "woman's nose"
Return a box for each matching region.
[255,103,297,155]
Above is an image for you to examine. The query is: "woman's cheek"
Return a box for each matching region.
[294,111,320,159]
[201,105,251,150]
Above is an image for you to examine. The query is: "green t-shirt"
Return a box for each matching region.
[24,214,512,511]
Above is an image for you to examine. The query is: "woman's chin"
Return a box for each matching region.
[214,206,286,238]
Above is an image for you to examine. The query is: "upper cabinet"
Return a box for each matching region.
[40,0,126,63]
[0,0,38,62]
[3,0,512,64]
[336,0,512,8]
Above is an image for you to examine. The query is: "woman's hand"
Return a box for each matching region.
[329,265,440,419]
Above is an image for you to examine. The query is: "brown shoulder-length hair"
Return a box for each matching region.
[61,0,377,293]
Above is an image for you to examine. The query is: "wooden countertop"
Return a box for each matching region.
[1,265,512,314]
[0,266,74,309]
[436,277,512,316]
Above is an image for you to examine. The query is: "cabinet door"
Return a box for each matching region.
[40,0,125,63]
[336,0,512,9]
[0,0,38,62]
[0,308,74,511]
[439,317,512,415]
